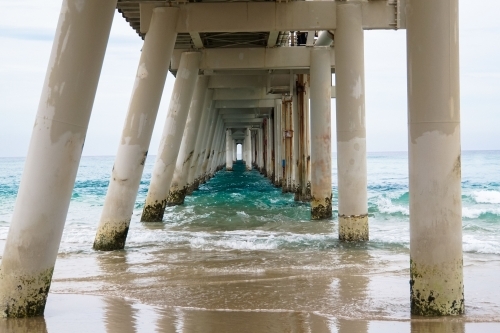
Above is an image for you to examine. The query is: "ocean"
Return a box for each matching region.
[0,151,499,332]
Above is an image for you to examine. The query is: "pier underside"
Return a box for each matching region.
[0,0,466,320]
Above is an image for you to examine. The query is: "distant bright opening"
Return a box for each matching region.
[237,144,242,160]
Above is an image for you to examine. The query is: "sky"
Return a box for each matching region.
[0,1,499,157]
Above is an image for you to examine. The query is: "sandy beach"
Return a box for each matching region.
[2,240,500,332]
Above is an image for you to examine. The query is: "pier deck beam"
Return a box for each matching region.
[141,52,200,222]
[407,0,464,316]
[94,7,178,251]
[0,0,116,317]
[310,47,332,220]
[167,76,209,206]
[336,3,369,240]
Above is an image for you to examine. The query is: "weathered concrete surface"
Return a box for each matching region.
[407,0,463,316]
[94,7,178,250]
[93,221,129,251]
[0,0,117,317]
[226,129,233,171]
[141,52,200,222]
[309,47,332,220]
[166,188,187,206]
[335,3,368,236]
[339,215,369,241]
[244,128,252,171]
[167,76,209,207]
[200,113,221,180]
[311,195,333,220]
[190,94,215,191]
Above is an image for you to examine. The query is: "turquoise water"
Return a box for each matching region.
[1,151,500,324]
[0,151,499,255]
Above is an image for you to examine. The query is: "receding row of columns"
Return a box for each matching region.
[0,0,464,319]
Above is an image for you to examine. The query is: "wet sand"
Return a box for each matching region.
[1,243,499,332]
[1,293,499,333]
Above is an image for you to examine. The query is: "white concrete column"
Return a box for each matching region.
[217,126,226,170]
[336,3,368,239]
[141,52,200,222]
[274,101,282,185]
[187,89,213,191]
[282,100,289,191]
[305,79,312,200]
[94,7,178,251]
[0,0,116,317]
[193,103,215,186]
[207,116,220,177]
[310,47,332,220]
[258,128,264,172]
[292,76,300,196]
[297,74,311,202]
[200,111,219,181]
[233,139,237,162]
[407,0,463,316]
[244,128,252,170]
[266,117,273,178]
[252,131,256,166]
[226,129,234,170]
[208,116,223,177]
[167,76,209,206]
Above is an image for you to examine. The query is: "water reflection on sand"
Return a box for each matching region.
[2,293,500,333]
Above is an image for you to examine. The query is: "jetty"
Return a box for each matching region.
[0,0,463,318]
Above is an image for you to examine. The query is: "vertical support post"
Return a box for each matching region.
[244,128,252,170]
[305,77,312,200]
[200,111,219,181]
[282,100,288,191]
[233,139,237,162]
[267,117,273,179]
[258,128,264,173]
[226,129,233,170]
[0,0,116,317]
[297,74,309,201]
[208,116,223,177]
[336,3,368,240]
[194,105,215,186]
[167,76,209,206]
[94,7,178,250]
[407,0,463,316]
[187,89,213,192]
[274,101,282,185]
[310,47,332,220]
[141,52,200,222]
[292,75,300,197]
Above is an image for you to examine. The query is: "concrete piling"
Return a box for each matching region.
[407,0,464,316]
[309,47,333,220]
[141,52,200,222]
[94,7,178,250]
[167,76,209,206]
[226,129,234,171]
[0,0,117,317]
[335,3,369,240]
